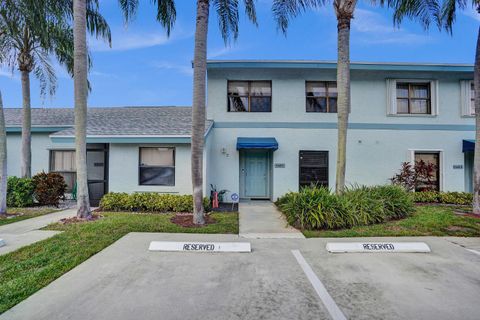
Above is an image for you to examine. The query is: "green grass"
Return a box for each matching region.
[0,207,59,226]
[303,205,480,238]
[0,211,238,314]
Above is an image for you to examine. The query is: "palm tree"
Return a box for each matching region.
[0,90,6,216]
[0,0,110,179]
[273,0,355,194]
[386,0,480,214]
[191,0,257,224]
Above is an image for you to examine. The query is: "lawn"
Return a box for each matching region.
[0,207,59,226]
[303,205,480,238]
[0,211,238,314]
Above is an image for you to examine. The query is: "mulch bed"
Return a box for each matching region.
[170,213,217,228]
[59,213,103,225]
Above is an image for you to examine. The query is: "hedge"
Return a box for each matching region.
[413,191,472,205]
[275,185,415,230]
[99,192,211,213]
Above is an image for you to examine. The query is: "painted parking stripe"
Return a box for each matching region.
[466,248,480,257]
[291,250,347,320]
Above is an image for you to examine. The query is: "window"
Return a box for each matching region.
[50,150,76,192]
[227,81,272,112]
[396,82,431,114]
[139,147,175,186]
[299,151,328,188]
[414,152,440,191]
[306,81,337,113]
[471,82,475,115]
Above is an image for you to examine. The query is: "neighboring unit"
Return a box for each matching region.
[4,60,475,204]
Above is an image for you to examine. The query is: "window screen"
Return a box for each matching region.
[299,151,329,188]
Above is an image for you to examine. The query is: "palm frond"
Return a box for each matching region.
[118,0,139,22]
[243,0,258,26]
[375,0,441,30]
[153,0,176,36]
[213,0,240,43]
[272,0,326,34]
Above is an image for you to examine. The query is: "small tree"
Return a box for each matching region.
[391,161,438,192]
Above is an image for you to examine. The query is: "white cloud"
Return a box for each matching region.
[352,8,429,45]
[152,61,193,76]
[90,32,171,52]
[208,46,238,58]
[0,68,17,80]
[464,9,480,22]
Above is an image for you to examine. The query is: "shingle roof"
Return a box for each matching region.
[4,107,213,136]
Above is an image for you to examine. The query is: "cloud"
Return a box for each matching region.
[352,8,429,45]
[90,32,171,52]
[208,45,241,59]
[0,68,18,80]
[464,9,480,22]
[152,61,193,76]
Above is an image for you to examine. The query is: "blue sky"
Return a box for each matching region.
[0,0,478,108]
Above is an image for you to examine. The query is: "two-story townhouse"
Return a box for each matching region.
[2,60,475,205]
[205,60,475,201]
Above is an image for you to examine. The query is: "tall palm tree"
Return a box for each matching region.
[387,0,480,214]
[273,0,355,194]
[0,0,110,179]
[0,90,6,216]
[191,0,257,224]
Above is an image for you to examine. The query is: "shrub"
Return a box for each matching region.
[275,185,414,230]
[32,172,67,206]
[99,192,211,213]
[391,161,438,191]
[412,191,472,205]
[7,176,35,207]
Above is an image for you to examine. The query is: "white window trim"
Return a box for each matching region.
[460,80,474,117]
[387,79,439,116]
[408,149,444,192]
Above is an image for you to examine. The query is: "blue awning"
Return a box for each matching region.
[236,137,278,150]
[463,139,475,152]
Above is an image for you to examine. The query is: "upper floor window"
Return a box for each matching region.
[386,79,438,116]
[461,80,475,116]
[396,82,431,114]
[306,81,337,113]
[139,147,175,186]
[227,81,272,112]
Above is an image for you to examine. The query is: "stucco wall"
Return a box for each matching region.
[208,128,472,200]
[6,132,74,177]
[108,143,193,194]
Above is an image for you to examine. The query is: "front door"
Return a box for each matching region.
[240,150,270,199]
[87,144,108,206]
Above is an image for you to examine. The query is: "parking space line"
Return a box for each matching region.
[466,248,480,257]
[291,250,347,320]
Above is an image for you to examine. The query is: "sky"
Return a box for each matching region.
[0,0,479,108]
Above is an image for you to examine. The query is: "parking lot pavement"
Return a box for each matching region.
[1,234,480,320]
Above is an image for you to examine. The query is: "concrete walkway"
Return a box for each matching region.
[0,209,76,255]
[239,201,304,238]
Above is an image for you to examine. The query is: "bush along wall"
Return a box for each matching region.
[275,185,415,230]
[7,176,35,207]
[413,191,472,205]
[99,192,211,213]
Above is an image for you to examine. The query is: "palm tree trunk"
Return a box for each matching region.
[191,0,209,225]
[334,1,355,195]
[0,91,7,216]
[472,26,480,215]
[73,0,91,219]
[20,70,31,178]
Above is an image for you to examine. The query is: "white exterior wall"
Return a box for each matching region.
[206,66,475,200]
[108,143,193,194]
[6,132,74,177]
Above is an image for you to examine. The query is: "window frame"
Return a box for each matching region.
[138,147,176,186]
[305,81,338,113]
[298,150,329,189]
[461,80,475,117]
[227,80,272,112]
[49,149,76,193]
[387,79,438,116]
[396,82,431,115]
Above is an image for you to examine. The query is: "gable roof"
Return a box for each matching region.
[4,107,213,137]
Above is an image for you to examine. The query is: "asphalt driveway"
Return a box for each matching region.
[1,234,480,320]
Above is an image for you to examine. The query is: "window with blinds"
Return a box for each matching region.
[139,147,175,186]
[299,151,329,188]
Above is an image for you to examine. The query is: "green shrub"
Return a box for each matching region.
[412,191,472,205]
[7,176,35,207]
[275,185,415,231]
[32,172,67,206]
[99,192,211,213]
